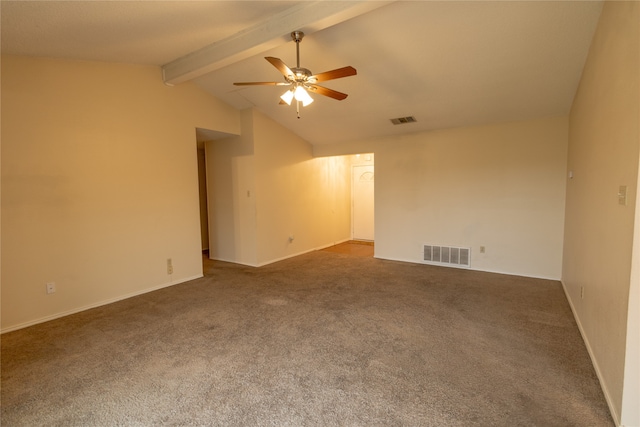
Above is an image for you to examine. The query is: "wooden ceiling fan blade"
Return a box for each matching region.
[265,57,294,78]
[233,82,290,86]
[310,66,357,82]
[308,85,348,101]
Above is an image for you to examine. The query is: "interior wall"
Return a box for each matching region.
[562,1,639,424]
[371,116,569,279]
[206,108,351,267]
[252,110,351,265]
[1,55,240,332]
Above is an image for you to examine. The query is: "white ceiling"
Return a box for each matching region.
[1,1,603,146]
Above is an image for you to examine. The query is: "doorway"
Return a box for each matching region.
[195,127,239,264]
[352,156,374,241]
[196,145,209,254]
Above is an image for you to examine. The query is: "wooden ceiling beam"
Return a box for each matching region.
[161,1,392,85]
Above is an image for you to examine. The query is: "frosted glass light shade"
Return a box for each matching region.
[280,90,294,105]
[294,86,314,106]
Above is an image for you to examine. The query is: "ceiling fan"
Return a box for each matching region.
[233,31,357,118]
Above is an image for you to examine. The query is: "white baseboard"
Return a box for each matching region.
[206,256,257,267]
[559,280,620,426]
[256,238,352,267]
[374,254,560,281]
[208,238,352,268]
[1,274,203,334]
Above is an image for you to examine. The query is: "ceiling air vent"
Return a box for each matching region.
[390,116,417,125]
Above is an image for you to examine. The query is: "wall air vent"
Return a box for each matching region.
[390,116,417,125]
[423,245,470,268]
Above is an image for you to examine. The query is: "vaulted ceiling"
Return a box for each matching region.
[1,1,603,146]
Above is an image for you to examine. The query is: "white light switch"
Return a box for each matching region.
[618,185,628,206]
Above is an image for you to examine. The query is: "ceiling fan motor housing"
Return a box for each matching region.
[290,67,313,83]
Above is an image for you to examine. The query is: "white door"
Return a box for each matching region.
[352,165,374,241]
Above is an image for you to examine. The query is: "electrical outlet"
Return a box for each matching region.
[480,246,486,253]
[46,282,56,294]
[167,258,173,275]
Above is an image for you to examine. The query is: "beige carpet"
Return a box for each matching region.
[1,250,613,426]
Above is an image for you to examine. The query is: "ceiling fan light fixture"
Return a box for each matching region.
[280,89,294,105]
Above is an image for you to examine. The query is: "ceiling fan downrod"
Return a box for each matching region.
[292,31,305,119]
[292,31,304,69]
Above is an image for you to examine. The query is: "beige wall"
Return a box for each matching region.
[317,116,568,279]
[206,108,351,267]
[253,110,351,265]
[562,1,639,424]
[1,55,240,332]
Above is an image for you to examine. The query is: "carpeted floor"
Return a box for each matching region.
[322,240,374,257]
[1,249,613,426]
